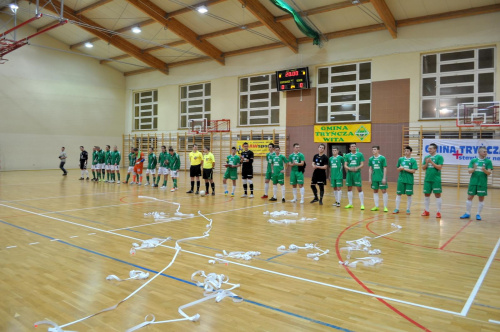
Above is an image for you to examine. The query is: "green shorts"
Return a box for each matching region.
[468,184,488,197]
[223,168,238,181]
[396,182,413,195]
[265,169,273,180]
[330,178,343,188]
[272,173,285,185]
[290,171,304,185]
[346,171,362,187]
[371,181,388,190]
[423,181,442,194]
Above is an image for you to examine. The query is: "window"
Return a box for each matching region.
[180,83,211,128]
[133,90,158,130]
[239,74,280,126]
[421,47,495,119]
[316,62,371,123]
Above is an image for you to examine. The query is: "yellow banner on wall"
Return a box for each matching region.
[236,140,274,157]
[314,124,371,143]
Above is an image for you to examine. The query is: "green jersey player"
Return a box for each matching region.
[344,143,365,210]
[368,146,388,212]
[97,146,106,182]
[329,147,344,207]
[288,143,305,203]
[125,147,136,184]
[110,146,121,183]
[104,145,112,182]
[168,147,181,191]
[262,143,275,199]
[269,146,288,203]
[223,147,241,196]
[393,146,418,214]
[145,147,157,186]
[91,146,98,181]
[460,147,493,221]
[156,145,169,189]
[422,143,444,218]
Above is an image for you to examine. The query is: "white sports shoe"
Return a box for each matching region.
[290,199,297,203]
[170,188,176,192]
[300,199,304,204]
[117,181,120,184]
[130,182,135,185]
[241,194,248,198]
[249,194,254,198]
[109,180,114,183]
[161,186,166,189]
[145,182,150,186]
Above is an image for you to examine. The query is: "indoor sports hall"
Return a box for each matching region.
[1,1,500,331]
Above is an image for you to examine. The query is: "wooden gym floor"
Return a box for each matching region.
[0,169,499,332]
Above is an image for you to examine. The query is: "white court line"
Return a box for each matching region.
[69,236,79,238]
[489,319,500,324]
[460,236,500,316]
[29,242,39,245]
[6,246,17,249]
[0,202,465,317]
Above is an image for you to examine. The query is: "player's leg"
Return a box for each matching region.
[433,180,443,218]
[269,174,278,201]
[195,166,201,194]
[476,194,485,220]
[248,172,254,197]
[279,174,285,202]
[204,170,210,194]
[262,170,271,198]
[231,177,237,197]
[242,176,248,197]
[290,172,297,202]
[310,176,319,203]
[345,172,354,208]
[372,184,380,210]
[355,173,364,210]
[318,178,324,205]
[381,187,388,212]
[187,166,195,193]
[210,178,215,195]
[422,181,433,216]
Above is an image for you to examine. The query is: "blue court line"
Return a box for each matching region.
[266,252,288,261]
[0,218,353,331]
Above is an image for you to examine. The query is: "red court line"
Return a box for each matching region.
[439,220,473,250]
[336,217,431,331]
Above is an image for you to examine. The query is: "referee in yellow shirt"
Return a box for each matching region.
[187,143,203,194]
[203,146,216,196]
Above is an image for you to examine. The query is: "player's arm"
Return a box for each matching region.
[368,165,372,183]
[482,162,493,176]
[468,160,475,174]
[422,157,428,170]
[427,158,442,170]
[344,161,350,171]
[356,161,365,171]
[406,162,417,174]
[382,166,387,184]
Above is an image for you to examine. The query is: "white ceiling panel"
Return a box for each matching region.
[208,26,281,52]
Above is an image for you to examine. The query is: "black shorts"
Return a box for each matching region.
[80,160,87,170]
[242,167,253,179]
[311,170,327,185]
[203,168,213,180]
[190,165,201,177]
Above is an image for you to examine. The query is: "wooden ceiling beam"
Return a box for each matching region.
[370,0,397,38]
[74,0,113,16]
[39,0,169,74]
[398,4,500,27]
[126,0,225,65]
[236,0,297,53]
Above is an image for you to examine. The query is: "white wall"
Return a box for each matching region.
[125,12,500,131]
[0,15,126,171]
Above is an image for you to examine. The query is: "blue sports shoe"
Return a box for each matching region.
[476,214,482,221]
[459,213,470,219]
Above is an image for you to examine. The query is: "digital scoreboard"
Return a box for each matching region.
[276,67,310,91]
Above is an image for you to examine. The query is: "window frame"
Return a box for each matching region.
[179,82,211,129]
[239,73,280,127]
[133,90,158,131]
[316,61,372,124]
[420,47,496,120]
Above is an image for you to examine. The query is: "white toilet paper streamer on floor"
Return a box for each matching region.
[277,243,329,261]
[208,250,260,264]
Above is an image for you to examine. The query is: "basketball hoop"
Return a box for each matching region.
[472,120,483,128]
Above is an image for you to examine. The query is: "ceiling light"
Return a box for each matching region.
[131,26,141,34]
[84,42,93,48]
[9,3,19,13]
[197,5,208,14]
